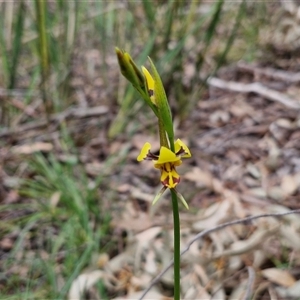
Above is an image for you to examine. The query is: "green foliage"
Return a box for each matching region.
[0,1,264,298]
[0,1,25,89]
[148,58,174,149]
[0,1,252,129]
[1,153,110,298]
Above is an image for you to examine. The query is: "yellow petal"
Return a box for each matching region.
[156,162,181,188]
[175,139,191,158]
[160,169,169,181]
[166,168,180,188]
[142,66,156,104]
[137,142,151,161]
[156,147,180,164]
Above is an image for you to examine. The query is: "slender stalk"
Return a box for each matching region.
[9,1,25,90]
[35,0,51,116]
[158,118,169,148]
[171,189,180,300]
[35,0,49,75]
[214,0,246,73]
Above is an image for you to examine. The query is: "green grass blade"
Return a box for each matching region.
[35,0,51,115]
[196,0,224,72]
[9,1,26,89]
[214,0,246,72]
[141,0,155,32]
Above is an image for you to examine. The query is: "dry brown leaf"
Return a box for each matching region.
[267,186,286,201]
[130,273,153,290]
[228,278,249,300]
[281,174,298,196]
[112,202,153,233]
[209,110,230,124]
[193,264,210,286]
[224,189,246,218]
[253,250,267,268]
[280,225,300,250]
[106,250,135,274]
[184,167,213,188]
[12,142,53,154]
[4,190,19,204]
[144,249,157,274]
[270,205,300,227]
[246,163,261,179]
[276,280,300,298]
[276,118,295,129]
[228,255,242,271]
[229,98,255,117]
[50,191,61,208]
[223,164,244,181]
[193,200,231,231]
[68,270,104,300]
[213,225,279,258]
[262,268,296,287]
[112,289,169,300]
[97,253,109,268]
[0,237,14,250]
[247,187,267,198]
[135,226,162,246]
[211,284,226,300]
[181,272,210,299]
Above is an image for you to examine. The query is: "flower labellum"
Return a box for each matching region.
[137,139,191,209]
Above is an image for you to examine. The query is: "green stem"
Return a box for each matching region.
[158,118,169,148]
[171,189,180,300]
[35,0,51,116]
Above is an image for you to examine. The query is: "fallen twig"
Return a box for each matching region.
[237,62,300,83]
[138,209,300,300]
[0,105,109,137]
[207,77,300,110]
[242,266,255,300]
[0,88,40,97]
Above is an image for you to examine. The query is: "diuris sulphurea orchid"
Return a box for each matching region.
[137,139,191,209]
[116,48,191,299]
[116,48,191,208]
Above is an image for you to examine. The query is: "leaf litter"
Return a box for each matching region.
[2,9,300,300]
[105,58,300,298]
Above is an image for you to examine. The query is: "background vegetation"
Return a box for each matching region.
[1,1,297,299]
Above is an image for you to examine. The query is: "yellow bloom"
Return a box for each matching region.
[154,147,182,189]
[142,66,156,105]
[137,139,191,208]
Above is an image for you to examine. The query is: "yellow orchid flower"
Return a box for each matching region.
[137,139,191,208]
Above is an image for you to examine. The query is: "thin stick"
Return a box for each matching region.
[138,209,300,300]
[238,62,300,83]
[0,105,109,138]
[35,0,51,116]
[208,77,300,110]
[242,266,255,300]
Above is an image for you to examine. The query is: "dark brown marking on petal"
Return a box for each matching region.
[176,146,187,156]
[161,175,180,188]
[146,152,159,160]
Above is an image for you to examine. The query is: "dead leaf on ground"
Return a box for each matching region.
[68,270,104,300]
[261,268,296,287]
[12,142,53,154]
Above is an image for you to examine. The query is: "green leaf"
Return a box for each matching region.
[148,57,174,151]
